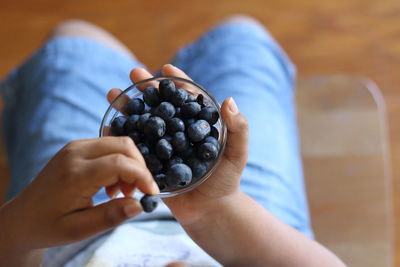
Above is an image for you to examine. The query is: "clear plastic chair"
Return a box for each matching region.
[297,75,393,267]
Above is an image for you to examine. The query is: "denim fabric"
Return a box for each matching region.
[1,22,312,239]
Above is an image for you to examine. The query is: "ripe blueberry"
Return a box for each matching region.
[197,143,218,161]
[166,156,184,169]
[159,79,176,101]
[136,113,152,130]
[153,102,175,120]
[181,102,201,118]
[154,173,168,191]
[179,144,196,158]
[143,86,161,107]
[140,194,159,213]
[136,143,150,155]
[144,154,163,174]
[111,116,127,136]
[203,136,219,147]
[198,107,219,125]
[196,94,205,107]
[171,88,188,107]
[185,94,196,103]
[210,125,219,139]
[128,130,141,143]
[166,117,185,135]
[126,98,145,115]
[156,139,173,160]
[143,116,166,139]
[166,164,192,188]
[171,132,189,152]
[185,157,207,179]
[124,114,140,133]
[187,120,211,142]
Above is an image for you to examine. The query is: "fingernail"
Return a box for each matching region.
[163,63,176,69]
[152,181,160,194]
[124,201,142,218]
[228,97,239,114]
[111,190,121,199]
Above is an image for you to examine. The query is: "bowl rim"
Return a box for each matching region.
[99,75,227,197]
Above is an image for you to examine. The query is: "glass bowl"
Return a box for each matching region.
[99,76,227,197]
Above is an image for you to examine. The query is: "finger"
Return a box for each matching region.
[165,262,189,267]
[105,183,120,198]
[161,64,199,95]
[161,64,192,81]
[105,87,131,116]
[129,67,156,90]
[119,181,135,197]
[107,88,123,104]
[62,197,142,241]
[220,97,249,169]
[77,136,144,162]
[80,153,158,196]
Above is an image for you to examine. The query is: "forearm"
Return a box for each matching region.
[184,192,346,267]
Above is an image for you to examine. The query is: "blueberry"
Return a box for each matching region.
[203,136,219,147]
[166,164,192,188]
[171,88,188,107]
[196,94,204,107]
[136,113,152,130]
[166,156,184,169]
[153,102,176,120]
[111,116,127,136]
[210,126,219,139]
[159,79,176,101]
[143,86,161,107]
[144,154,163,174]
[185,94,197,103]
[179,145,195,158]
[124,114,140,133]
[184,118,196,128]
[136,143,150,155]
[187,120,210,142]
[156,139,173,160]
[154,173,168,191]
[198,107,219,125]
[128,130,141,143]
[140,194,159,213]
[186,157,207,179]
[175,107,182,118]
[197,143,218,161]
[171,132,189,152]
[166,118,185,135]
[163,135,173,142]
[126,98,145,115]
[143,116,166,139]
[181,102,201,118]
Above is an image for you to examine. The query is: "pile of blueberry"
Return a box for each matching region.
[110,79,220,212]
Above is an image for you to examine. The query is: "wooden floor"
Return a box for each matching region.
[1,0,399,265]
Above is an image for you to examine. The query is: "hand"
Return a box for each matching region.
[0,137,159,254]
[107,64,249,226]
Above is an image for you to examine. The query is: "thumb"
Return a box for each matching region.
[220,97,249,170]
[62,198,142,241]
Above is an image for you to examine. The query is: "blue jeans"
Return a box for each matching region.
[1,22,313,237]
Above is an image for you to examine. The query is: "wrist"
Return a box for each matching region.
[183,190,244,231]
[0,199,31,254]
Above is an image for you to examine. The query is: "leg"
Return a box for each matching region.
[171,15,313,237]
[1,20,140,201]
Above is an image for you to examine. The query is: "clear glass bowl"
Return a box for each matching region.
[99,76,227,197]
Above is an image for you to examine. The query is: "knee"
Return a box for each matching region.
[217,14,265,29]
[49,19,100,38]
